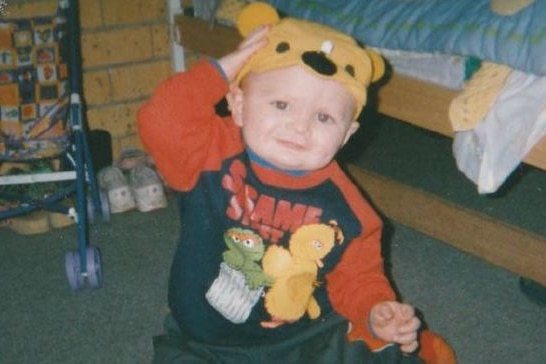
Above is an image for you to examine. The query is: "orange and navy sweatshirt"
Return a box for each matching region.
[137,60,395,349]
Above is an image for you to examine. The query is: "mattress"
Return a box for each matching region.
[267,0,546,75]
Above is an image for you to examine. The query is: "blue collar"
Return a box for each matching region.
[246,147,308,177]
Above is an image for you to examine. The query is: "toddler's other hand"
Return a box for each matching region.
[218,25,269,83]
[369,301,421,353]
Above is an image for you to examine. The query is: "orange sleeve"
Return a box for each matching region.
[137,60,242,191]
[326,167,396,350]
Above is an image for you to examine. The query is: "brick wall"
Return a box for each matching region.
[6,0,174,159]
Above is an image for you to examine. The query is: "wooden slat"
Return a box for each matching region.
[175,14,241,59]
[377,74,457,137]
[524,137,546,169]
[347,165,546,286]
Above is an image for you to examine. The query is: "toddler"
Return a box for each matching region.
[138,6,455,363]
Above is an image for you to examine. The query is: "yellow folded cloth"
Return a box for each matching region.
[491,0,535,16]
[449,62,512,131]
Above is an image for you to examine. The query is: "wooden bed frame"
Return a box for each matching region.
[175,14,546,286]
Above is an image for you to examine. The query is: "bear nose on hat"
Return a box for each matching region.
[301,50,337,76]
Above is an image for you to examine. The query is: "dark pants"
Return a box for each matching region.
[152,314,423,364]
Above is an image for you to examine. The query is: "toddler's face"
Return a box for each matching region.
[230,65,359,172]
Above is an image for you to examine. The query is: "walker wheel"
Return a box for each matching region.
[86,246,103,289]
[98,189,111,223]
[64,251,85,291]
[87,194,95,224]
[87,189,110,224]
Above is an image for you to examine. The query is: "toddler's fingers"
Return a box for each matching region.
[372,303,394,325]
[399,340,419,354]
[394,330,418,345]
[237,37,267,60]
[231,26,269,66]
[238,25,270,50]
[379,303,395,318]
[218,27,268,82]
[398,303,415,319]
[397,316,421,337]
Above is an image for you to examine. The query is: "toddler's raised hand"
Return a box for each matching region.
[218,25,269,83]
[369,301,421,353]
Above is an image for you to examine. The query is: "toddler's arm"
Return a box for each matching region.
[137,26,268,191]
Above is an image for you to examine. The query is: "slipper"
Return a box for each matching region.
[48,211,75,228]
[48,200,76,228]
[8,210,51,235]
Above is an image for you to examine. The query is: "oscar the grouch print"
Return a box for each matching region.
[222,227,274,289]
[206,227,272,323]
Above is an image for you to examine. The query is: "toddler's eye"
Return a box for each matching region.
[317,113,333,123]
[272,101,289,110]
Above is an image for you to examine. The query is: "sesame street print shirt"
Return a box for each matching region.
[138,60,395,348]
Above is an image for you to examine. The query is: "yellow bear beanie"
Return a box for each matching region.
[235,2,385,117]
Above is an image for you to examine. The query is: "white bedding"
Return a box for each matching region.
[453,70,546,193]
[374,48,466,90]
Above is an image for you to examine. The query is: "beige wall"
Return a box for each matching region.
[7,0,174,158]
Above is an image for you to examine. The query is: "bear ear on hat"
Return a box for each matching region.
[237,2,281,37]
[366,49,386,83]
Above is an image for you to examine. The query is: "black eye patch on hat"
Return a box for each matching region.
[302,51,337,76]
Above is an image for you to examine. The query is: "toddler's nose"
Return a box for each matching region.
[288,117,312,134]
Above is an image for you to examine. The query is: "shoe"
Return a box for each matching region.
[98,166,135,213]
[115,147,152,172]
[128,165,167,212]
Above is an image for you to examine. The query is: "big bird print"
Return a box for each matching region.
[261,221,344,328]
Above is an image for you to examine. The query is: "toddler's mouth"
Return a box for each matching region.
[276,138,306,151]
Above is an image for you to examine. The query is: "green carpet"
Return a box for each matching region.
[1,115,546,363]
